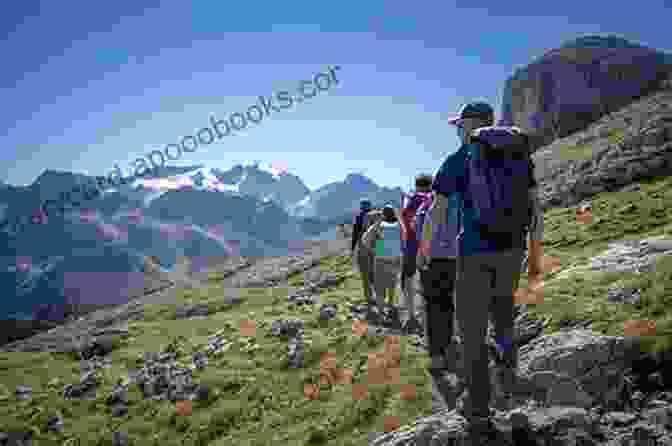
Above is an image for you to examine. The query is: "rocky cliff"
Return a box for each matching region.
[533,87,672,210]
[500,35,672,150]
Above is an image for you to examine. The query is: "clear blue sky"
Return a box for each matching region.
[2,0,671,191]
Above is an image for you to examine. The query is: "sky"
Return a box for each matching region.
[2,0,672,192]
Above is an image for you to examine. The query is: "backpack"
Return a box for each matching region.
[375,221,403,258]
[354,210,368,232]
[401,192,433,239]
[414,193,433,243]
[466,126,535,248]
[353,210,371,240]
[416,196,434,258]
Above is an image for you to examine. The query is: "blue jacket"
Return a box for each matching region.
[432,130,534,256]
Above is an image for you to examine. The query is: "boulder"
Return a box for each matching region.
[517,329,641,406]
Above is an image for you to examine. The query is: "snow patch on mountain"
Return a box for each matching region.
[130,168,242,207]
[244,161,289,179]
[287,195,317,218]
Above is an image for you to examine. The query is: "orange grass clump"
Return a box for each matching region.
[175,400,193,416]
[304,383,320,400]
[352,319,369,337]
[383,415,402,432]
[623,319,657,337]
[239,319,257,337]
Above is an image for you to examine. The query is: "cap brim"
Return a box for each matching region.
[447,117,462,125]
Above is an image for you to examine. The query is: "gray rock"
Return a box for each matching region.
[111,431,129,446]
[514,311,545,347]
[603,411,638,426]
[46,412,65,433]
[174,304,210,320]
[80,334,121,359]
[288,294,319,306]
[518,329,640,400]
[287,336,305,369]
[632,391,647,411]
[633,424,659,445]
[222,293,245,305]
[0,431,32,446]
[14,385,32,402]
[318,303,338,321]
[110,404,129,417]
[63,371,99,399]
[270,319,304,339]
[643,407,672,428]
[646,239,672,253]
[607,287,642,305]
[194,383,211,402]
[106,385,129,406]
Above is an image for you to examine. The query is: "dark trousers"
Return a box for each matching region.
[401,252,417,290]
[419,258,457,356]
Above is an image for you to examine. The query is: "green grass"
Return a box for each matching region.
[0,253,433,445]
[524,175,672,352]
[558,127,626,162]
[2,175,672,444]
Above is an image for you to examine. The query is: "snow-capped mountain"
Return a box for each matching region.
[289,173,403,220]
[210,162,310,208]
[0,163,401,326]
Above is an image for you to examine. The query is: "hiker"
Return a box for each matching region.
[416,190,462,367]
[360,204,403,316]
[426,101,543,437]
[351,199,376,303]
[399,174,434,334]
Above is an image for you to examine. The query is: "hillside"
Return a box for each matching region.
[1,168,671,444]
[1,117,672,445]
[2,41,672,446]
[0,162,398,335]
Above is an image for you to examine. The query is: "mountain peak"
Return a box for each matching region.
[31,169,91,193]
[345,173,375,187]
[242,161,291,179]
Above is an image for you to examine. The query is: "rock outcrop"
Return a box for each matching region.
[500,35,672,150]
[533,88,672,210]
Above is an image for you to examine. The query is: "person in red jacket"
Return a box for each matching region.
[399,174,433,333]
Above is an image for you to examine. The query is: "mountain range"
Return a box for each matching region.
[0,162,401,321]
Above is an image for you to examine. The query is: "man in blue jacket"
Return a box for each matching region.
[427,101,543,439]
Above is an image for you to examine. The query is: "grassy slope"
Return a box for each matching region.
[0,256,434,446]
[524,175,672,353]
[1,175,672,445]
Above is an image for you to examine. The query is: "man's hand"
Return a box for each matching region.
[431,193,448,228]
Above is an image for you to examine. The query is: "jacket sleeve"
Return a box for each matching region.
[400,197,417,245]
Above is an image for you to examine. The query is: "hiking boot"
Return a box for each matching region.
[463,415,499,445]
[402,317,423,335]
[441,344,460,375]
[429,354,448,371]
